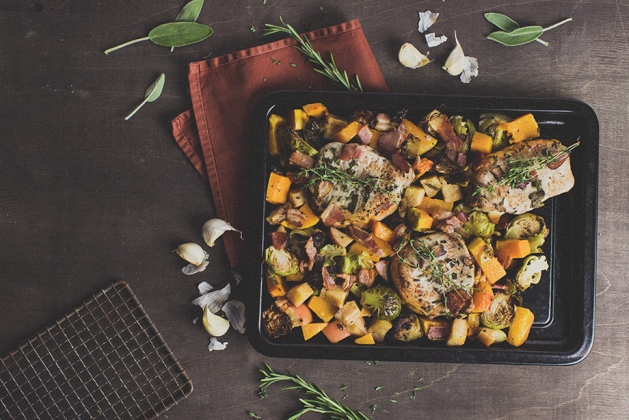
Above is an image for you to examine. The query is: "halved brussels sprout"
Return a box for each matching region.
[480,293,515,330]
[360,285,403,321]
[504,213,548,253]
[340,251,373,275]
[264,246,300,276]
[463,211,495,238]
[390,312,423,342]
[515,255,549,291]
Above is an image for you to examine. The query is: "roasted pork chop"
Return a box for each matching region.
[468,139,575,214]
[308,142,414,228]
[390,232,475,318]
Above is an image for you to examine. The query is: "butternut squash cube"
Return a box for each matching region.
[266,172,291,205]
[288,108,309,131]
[417,196,453,214]
[354,333,376,345]
[267,114,286,157]
[497,113,540,144]
[307,295,338,322]
[302,322,328,341]
[507,306,534,347]
[286,282,314,307]
[470,131,493,154]
[302,102,328,119]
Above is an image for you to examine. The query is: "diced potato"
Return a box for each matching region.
[335,301,367,336]
[420,175,442,198]
[267,114,286,157]
[322,320,351,343]
[280,204,320,230]
[487,210,504,225]
[319,287,349,308]
[286,282,314,307]
[466,313,481,338]
[476,327,507,347]
[367,318,393,343]
[441,183,463,203]
[307,295,338,322]
[403,185,426,208]
[288,189,308,208]
[329,227,354,248]
[446,318,469,347]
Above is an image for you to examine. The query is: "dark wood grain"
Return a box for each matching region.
[1,1,627,419]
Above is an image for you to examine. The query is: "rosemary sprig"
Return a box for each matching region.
[474,141,580,196]
[263,17,362,92]
[259,364,369,420]
[300,164,396,197]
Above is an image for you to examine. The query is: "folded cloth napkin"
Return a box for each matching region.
[172,19,388,268]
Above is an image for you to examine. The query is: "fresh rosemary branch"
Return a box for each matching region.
[263,17,363,92]
[474,141,580,195]
[259,364,370,420]
[300,164,396,197]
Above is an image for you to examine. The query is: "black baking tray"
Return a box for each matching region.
[245,90,598,365]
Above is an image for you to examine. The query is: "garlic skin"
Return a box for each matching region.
[208,337,228,351]
[418,11,439,33]
[202,218,242,247]
[203,304,230,337]
[443,34,466,76]
[425,33,447,48]
[460,57,479,84]
[175,243,208,266]
[192,283,232,313]
[222,300,246,334]
[398,43,430,69]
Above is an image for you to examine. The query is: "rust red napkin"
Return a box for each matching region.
[172,19,388,267]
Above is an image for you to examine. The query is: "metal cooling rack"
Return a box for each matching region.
[0,280,193,419]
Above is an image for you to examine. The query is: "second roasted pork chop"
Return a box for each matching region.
[308,142,414,228]
[390,232,475,318]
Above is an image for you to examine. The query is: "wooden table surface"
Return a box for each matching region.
[1,1,627,419]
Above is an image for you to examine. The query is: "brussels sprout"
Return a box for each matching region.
[504,213,548,253]
[360,285,403,321]
[340,251,373,275]
[463,211,495,238]
[478,113,511,151]
[289,228,324,260]
[480,293,515,330]
[390,312,423,342]
[449,115,475,155]
[319,244,346,267]
[264,246,300,276]
[515,255,549,291]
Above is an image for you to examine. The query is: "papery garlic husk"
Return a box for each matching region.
[175,242,208,266]
[460,56,479,84]
[222,300,245,334]
[182,260,209,275]
[198,281,214,295]
[418,11,439,33]
[203,304,230,337]
[230,269,242,286]
[443,33,466,76]
[208,336,228,351]
[202,218,242,247]
[192,283,232,313]
[425,33,448,48]
[398,43,430,69]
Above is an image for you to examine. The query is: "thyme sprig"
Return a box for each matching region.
[300,164,396,197]
[474,141,580,196]
[263,17,362,92]
[259,364,369,420]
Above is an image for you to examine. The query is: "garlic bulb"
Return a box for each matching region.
[443,34,466,76]
[398,43,430,69]
[202,218,242,247]
[175,243,208,266]
[203,305,230,337]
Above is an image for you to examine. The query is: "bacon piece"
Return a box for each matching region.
[391,152,411,172]
[446,288,472,315]
[305,236,317,270]
[271,231,288,249]
[289,150,315,169]
[434,213,466,234]
[357,125,373,145]
[339,143,363,161]
[375,260,389,281]
[320,203,345,227]
[432,208,455,221]
[347,225,380,255]
[337,273,357,292]
[285,208,307,228]
[322,266,336,290]
[377,124,407,154]
[357,268,376,288]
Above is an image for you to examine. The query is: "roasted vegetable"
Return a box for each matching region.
[319,244,346,267]
[504,213,548,253]
[264,246,300,276]
[476,327,507,347]
[514,255,549,291]
[478,113,511,151]
[360,285,403,321]
[480,293,516,330]
[335,301,368,336]
[390,312,423,342]
[340,250,374,275]
[507,306,535,347]
[462,211,495,238]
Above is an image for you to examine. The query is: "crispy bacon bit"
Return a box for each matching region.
[322,266,336,290]
[446,288,472,315]
[357,125,373,145]
[347,225,380,254]
[391,152,411,172]
[289,150,315,169]
[470,153,490,172]
[305,236,317,270]
[432,208,455,221]
[456,152,467,167]
[339,143,363,161]
[285,208,306,228]
[337,273,357,292]
[320,203,345,226]
[377,124,407,154]
[434,213,466,234]
[358,268,376,288]
[375,260,389,281]
[266,203,289,225]
[427,324,450,340]
[271,231,288,249]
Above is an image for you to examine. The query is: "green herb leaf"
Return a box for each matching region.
[487,25,544,46]
[105,22,213,54]
[124,73,165,120]
[171,0,205,52]
[484,12,520,32]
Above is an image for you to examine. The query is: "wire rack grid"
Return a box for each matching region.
[0,280,193,419]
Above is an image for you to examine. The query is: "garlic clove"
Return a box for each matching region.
[175,242,208,266]
[443,33,466,76]
[202,218,242,247]
[192,283,232,313]
[398,43,430,69]
[203,304,230,337]
[222,300,246,334]
[418,11,439,33]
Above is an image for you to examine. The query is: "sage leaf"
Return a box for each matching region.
[171,0,204,52]
[125,73,165,120]
[104,22,213,54]
[487,26,543,47]
[484,12,519,32]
